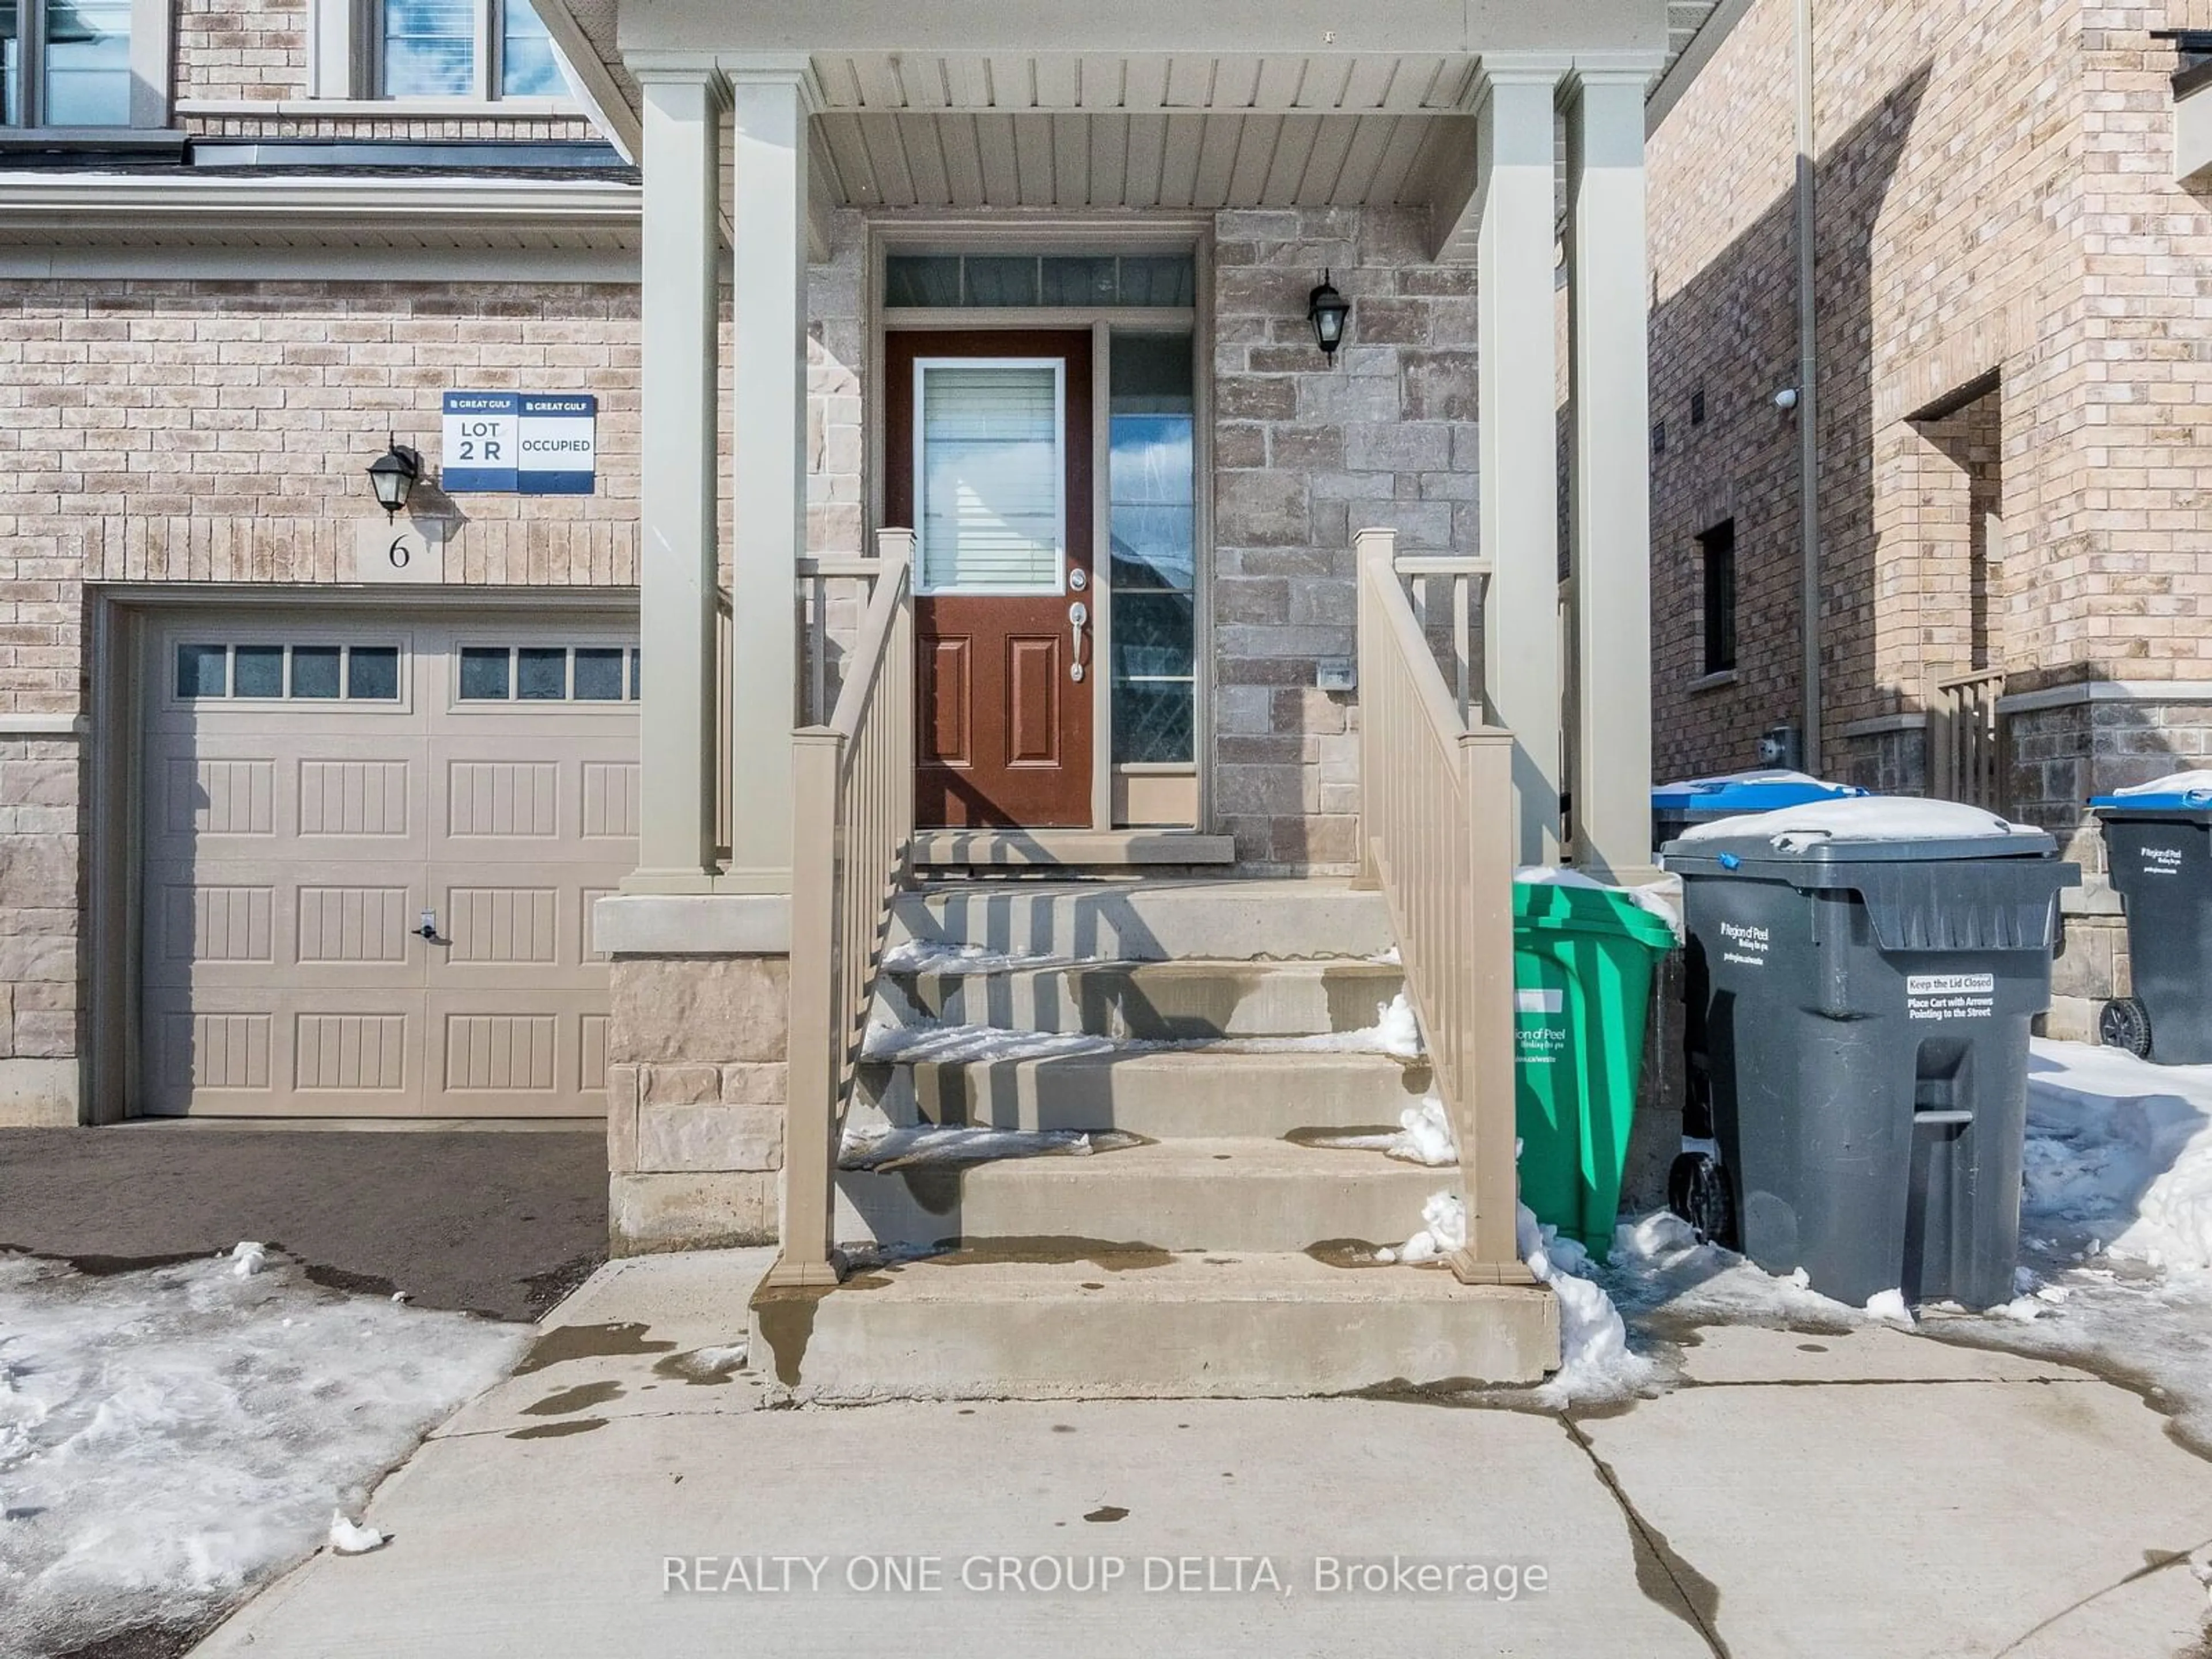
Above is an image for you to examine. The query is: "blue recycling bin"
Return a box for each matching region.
[1650,770,1869,852]
[2091,775,2212,1063]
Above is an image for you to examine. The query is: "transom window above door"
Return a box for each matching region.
[887,254,1196,310]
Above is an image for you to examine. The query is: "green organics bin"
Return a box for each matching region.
[1513,879,1677,1259]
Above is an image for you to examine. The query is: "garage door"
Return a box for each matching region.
[142,616,639,1118]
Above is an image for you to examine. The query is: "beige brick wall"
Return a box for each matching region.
[1210,206,1476,873]
[0,254,863,1084]
[172,0,606,143]
[1649,0,2212,793]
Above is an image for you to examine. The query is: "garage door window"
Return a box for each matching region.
[458,645,642,703]
[175,643,402,702]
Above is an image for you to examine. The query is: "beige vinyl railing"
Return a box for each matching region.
[1930,667,2007,812]
[765,528,916,1290]
[1354,528,1529,1282]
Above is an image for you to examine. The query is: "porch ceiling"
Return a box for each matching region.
[815,110,1468,214]
[540,1,1728,169]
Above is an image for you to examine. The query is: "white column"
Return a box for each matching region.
[1566,68,1661,881]
[1476,61,1566,868]
[723,60,815,894]
[628,68,725,892]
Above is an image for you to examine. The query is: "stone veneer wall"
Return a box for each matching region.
[1209,206,1479,873]
[604,956,789,1252]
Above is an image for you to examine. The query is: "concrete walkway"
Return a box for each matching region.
[192,1251,2212,1659]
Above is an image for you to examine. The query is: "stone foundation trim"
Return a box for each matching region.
[1840,713,1927,737]
[1997,681,2212,716]
[0,1058,81,1127]
[594,894,792,954]
[0,715,84,739]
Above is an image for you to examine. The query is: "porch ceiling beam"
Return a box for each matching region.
[618,1,1667,60]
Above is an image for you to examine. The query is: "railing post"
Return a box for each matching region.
[1449,725,1537,1285]
[1353,528,1395,892]
[764,728,845,1290]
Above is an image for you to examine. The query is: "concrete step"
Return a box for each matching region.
[893,878,1393,965]
[831,1135,1449,1255]
[857,1048,1433,1137]
[749,1250,1560,1400]
[884,957,1406,1039]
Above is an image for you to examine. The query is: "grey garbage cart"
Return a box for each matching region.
[1661,826,2079,1310]
[2091,782,2212,1063]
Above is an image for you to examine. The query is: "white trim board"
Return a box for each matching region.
[0,713,85,738]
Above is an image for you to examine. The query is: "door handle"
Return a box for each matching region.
[418,906,442,944]
[1069,601,1089,683]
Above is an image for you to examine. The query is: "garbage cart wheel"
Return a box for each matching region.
[1668,1152,1737,1249]
[2099,996,2153,1059]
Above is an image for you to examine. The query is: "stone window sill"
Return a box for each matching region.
[1687,670,1740,695]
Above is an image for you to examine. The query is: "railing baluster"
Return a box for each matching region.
[1357,529,1532,1290]
[763,528,915,1292]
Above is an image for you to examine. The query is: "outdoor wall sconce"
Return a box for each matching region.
[366,437,422,520]
[1308,274,1351,362]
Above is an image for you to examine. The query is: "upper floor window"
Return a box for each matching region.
[381,0,565,100]
[1,0,136,127]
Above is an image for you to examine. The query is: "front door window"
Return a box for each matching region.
[891,331,1096,830]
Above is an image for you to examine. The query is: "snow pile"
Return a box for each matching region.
[0,1249,522,1659]
[1517,1206,1656,1407]
[839,1123,1138,1171]
[326,1514,386,1556]
[1516,865,1684,942]
[1351,990,1423,1059]
[1385,1096,1458,1167]
[879,939,1097,974]
[1378,1190,1466,1265]
[228,1241,268,1278]
[1677,795,2044,852]
[2110,770,2212,802]
[1862,1288,1914,1324]
[861,1021,1118,1065]
[2023,1041,2212,1271]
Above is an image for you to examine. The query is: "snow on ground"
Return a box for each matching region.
[0,1248,523,1659]
[1305,1094,1459,1166]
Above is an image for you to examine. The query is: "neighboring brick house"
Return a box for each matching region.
[1646,0,2212,1040]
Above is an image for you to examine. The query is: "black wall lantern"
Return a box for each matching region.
[366,437,422,520]
[1308,273,1351,362]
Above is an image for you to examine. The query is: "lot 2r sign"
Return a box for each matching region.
[442,392,597,494]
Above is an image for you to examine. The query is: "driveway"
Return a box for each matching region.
[0,1126,607,1322]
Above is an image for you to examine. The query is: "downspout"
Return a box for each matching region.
[1795,0,1823,772]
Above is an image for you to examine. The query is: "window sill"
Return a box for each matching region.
[175,98,581,120]
[1687,669,1740,695]
[0,126,187,153]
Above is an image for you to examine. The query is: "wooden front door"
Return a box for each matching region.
[889,330,1094,829]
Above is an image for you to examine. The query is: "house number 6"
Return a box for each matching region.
[387,537,411,570]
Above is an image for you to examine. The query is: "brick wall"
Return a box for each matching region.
[1209,206,1477,873]
[0,259,862,1103]
[1652,0,2212,782]
[1648,0,2212,1024]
